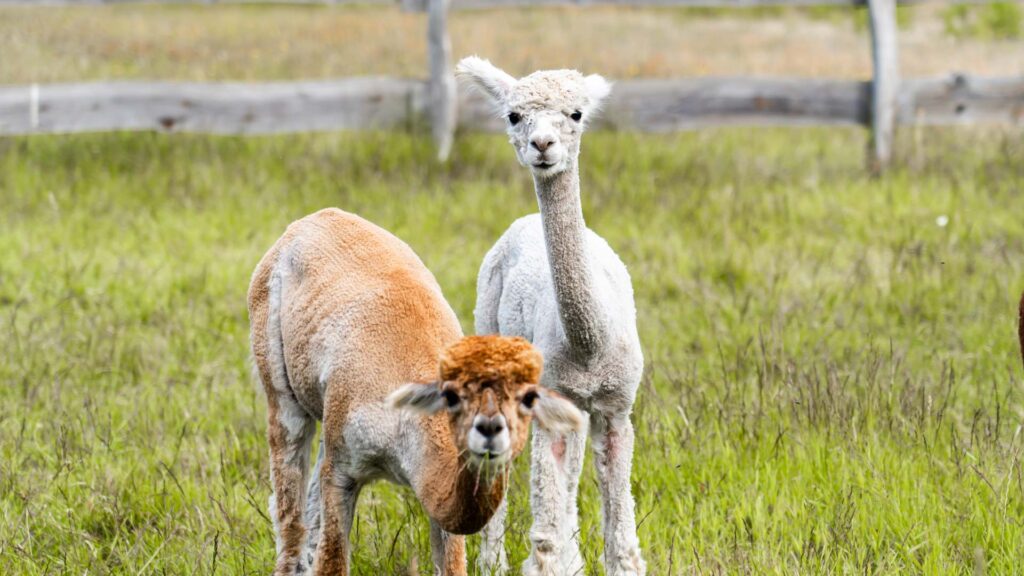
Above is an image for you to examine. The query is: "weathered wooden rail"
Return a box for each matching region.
[2,0,1023,171]
[3,75,1019,132]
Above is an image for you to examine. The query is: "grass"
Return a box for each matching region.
[943,1,1023,40]
[1,126,1023,574]
[3,4,1024,85]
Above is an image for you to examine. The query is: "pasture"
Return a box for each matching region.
[3,127,1023,574]
[2,4,1024,575]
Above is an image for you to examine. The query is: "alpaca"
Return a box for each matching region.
[248,208,584,576]
[456,57,646,576]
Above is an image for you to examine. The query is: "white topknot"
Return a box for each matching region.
[456,56,612,118]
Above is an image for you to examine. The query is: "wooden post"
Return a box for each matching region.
[868,0,899,173]
[29,84,39,131]
[428,0,456,161]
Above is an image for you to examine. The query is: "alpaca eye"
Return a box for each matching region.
[507,112,521,126]
[442,390,460,409]
[570,110,582,122]
[521,391,539,409]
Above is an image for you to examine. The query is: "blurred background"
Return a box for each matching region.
[1,1,1023,575]
[3,2,1023,81]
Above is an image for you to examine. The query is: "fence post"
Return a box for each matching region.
[868,0,899,173]
[428,0,456,161]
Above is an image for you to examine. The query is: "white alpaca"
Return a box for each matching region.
[457,58,646,576]
[248,208,584,576]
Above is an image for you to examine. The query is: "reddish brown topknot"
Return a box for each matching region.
[440,335,542,385]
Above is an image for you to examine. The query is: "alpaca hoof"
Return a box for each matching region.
[292,545,315,575]
[272,558,298,576]
[521,564,558,576]
[560,547,585,575]
[607,549,646,576]
[521,555,560,576]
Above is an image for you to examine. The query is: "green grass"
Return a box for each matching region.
[943,1,1023,40]
[6,4,1024,85]
[1,127,1023,574]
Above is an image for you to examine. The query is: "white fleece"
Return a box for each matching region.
[461,57,648,576]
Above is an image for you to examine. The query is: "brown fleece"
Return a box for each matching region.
[441,335,542,385]
[311,457,347,576]
[419,447,507,535]
[415,337,544,536]
[250,209,463,575]
[249,240,309,575]
[249,209,550,575]
[430,524,468,575]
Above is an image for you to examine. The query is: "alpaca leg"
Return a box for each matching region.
[296,438,325,575]
[558,419,589,575]
[267,393,317,576]
[313,453,359,576]
[591,413,645,576]
[477,497,509,575]
[523,425,569,576]
[430,519,467,576]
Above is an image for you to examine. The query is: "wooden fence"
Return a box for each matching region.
[2,0,1023,172]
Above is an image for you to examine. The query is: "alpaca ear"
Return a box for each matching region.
[523,387,585,435]
[456,56,516,105]
[388,382,448,415]
[583,74,612,114]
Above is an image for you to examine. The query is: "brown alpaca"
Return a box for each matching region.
[248,208,583,576]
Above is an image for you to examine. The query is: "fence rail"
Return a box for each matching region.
[3,75,1021,135]
[3,0,1023,171]
[0,79,427,134]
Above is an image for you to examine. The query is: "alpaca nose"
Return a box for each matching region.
[474,415,505,438]
[530,136,555,153]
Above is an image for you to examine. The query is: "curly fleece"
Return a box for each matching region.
[249,209,578,576]
[460,57,647,576]
[441,335,542,385]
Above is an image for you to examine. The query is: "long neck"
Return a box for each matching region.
[533,157,607,359]
[409,416,506,535]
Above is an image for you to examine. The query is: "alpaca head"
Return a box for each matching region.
[389,335,583,470]
[456,56,611,178]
